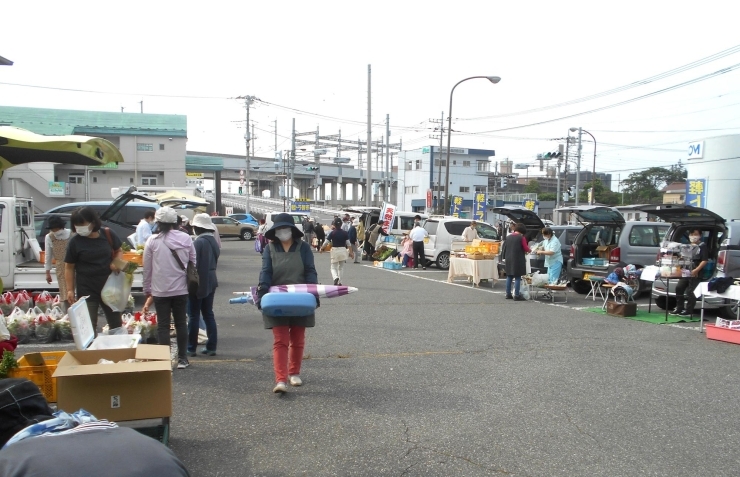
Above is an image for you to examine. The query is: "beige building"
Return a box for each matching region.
[0,106,187,212]
[662,182,686,204]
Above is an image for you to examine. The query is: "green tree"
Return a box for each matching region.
[524,179,541,194]
[578,179,621,206]
[621,163,686,204]
[538,192,556,201]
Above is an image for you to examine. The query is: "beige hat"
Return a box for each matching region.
[192,213,216,231]
[155,207,178,224]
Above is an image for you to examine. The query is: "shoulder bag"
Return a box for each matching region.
[166,241,199,295]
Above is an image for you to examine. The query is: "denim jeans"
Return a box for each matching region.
[154,294,188,360]
[506,275,522,297]
[188,291,217,352]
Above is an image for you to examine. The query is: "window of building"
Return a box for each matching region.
[434,159,447,166]
[92,176,98,183]
[68,173,84,184]
[463,161,471,167]
[415,160,422,170]
[405,161,412,171]
[405,186,419,194]
[137,143,153,152]
[130,177,134,184]
[159,144,165,151]
[459,186,470,193]
[474,186,486,193]
[141,174,158,186]
[477,161,489,172]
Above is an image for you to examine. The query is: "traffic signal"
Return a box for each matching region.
[238,186,243,195]
[306,166,319,171]
[500,177,508,188]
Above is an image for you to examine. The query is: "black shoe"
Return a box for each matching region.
[676,310,692,317]
[422,266,426,270]
[333,278,339,285]
[513,295,525,301]
[669,309,683,316]
[505,294,513,299]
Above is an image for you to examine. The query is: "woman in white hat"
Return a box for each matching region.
[186,213,220,357]
[142,207,197,370]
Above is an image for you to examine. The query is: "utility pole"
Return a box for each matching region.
[274,119,277,158]
[251,122,256,197]
[315,126,320,203]
[139,100,143,113]
[366,64,372,206]
[555,143,564,209]
[236,96,256,214]
[290,118,296,202]
[383,114,391,202]
[575,127,583,206]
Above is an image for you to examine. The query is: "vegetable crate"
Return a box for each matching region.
[122,252,143,266]
[9,351,66,402]
[465,245,487,254]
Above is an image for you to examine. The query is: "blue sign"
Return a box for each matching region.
[685,179,706,208]
[290,201,311,213]
[473,193,486,221]
[522,199,539,215]
[450,195,463,217]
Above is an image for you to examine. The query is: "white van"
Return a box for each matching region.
[263,212,308,234]
[423,216,500,269]
[341,207,428,237]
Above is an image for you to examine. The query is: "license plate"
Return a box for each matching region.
[583,273,593,280]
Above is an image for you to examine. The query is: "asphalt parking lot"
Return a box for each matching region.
[14,239,740,476]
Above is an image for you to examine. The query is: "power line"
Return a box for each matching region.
[465,62,740,134]
[459,43,740,121]
[0,81,232,99]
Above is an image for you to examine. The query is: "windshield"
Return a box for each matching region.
[477,223,499,240]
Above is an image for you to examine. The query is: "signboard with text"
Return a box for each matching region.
[450,195,463,217]
[522,199,539,215]
[473,193,486,221]
[48,181,65,196]
[685,179,707,208]
[290,201,311,213]
[380,202,397,234]
[186,172,204,179]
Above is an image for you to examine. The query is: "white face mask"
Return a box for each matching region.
[690,235,701,243]
[53,230,66,239]
[275,229,293,242]
[75,224,92,237]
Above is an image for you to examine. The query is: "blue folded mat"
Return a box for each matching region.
[260,292,317,317]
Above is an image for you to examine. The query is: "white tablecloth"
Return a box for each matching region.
[448,257,499,286]
[694,281,740,300]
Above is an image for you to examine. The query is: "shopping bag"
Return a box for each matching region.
[101,272,134,312]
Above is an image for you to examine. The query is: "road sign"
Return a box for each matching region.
[240,178,245,185]
[426,189,432,208]
[239,169,245,176]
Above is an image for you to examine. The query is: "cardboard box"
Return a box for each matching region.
[596,245,615,259]
[606,301,637,317]
[52,345,172,421]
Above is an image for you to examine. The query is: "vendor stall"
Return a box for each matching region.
[447,256,499,287]
[696,281,740,332]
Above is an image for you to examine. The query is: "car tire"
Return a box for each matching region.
[571,279,591,295]
[655,296,676,311]
[240,229,253,241]
[436,252,450,270]
[720,300,740,319]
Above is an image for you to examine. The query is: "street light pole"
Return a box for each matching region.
[570,127,597,205]
[443,75,501,215]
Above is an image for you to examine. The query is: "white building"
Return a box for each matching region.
[685,135,740,221]
[398,146,494,214]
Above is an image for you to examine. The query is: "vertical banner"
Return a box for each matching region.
[380,202,397,234]
[473,193,486,221]
[685,179,707,208]
[450,195,463,217]
[522,199,539,215]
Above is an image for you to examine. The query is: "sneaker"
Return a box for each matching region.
[186,350,197,358]
[200,349,216,356]
[273,382,288,393]
[337,282,342,286]
[177,358,190,369]
[422,267,426,270]
[676,310,692,317]
[289,375,303,386]
[505,294,513,299]
[669,309,683,316]
[513,295,525,301]
[333,278,339,285]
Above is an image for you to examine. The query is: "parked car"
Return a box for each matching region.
[422,216,499,270]
[341,207,428,237]
[229,213,259,227]
[211,216,257,240]
[45,200,159,227]
[263,212,308,235]
[550,225,582,263]
[637,204,740,318]
[34,214,72,251]
[491,206,552,273]
[562,206,670,295]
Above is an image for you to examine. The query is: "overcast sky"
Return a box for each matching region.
[2,1,739,189]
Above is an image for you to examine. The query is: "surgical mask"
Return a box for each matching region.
[53,230,66,239]
[275,229,293,242]
[75,225,92,237]
[690,235,700,243]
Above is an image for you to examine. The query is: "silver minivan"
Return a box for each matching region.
[562,206,669,295]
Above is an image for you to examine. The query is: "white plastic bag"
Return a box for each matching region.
[520,288,531,300]
[0,315,9,341]
[531,273,549,288]
[101,272,133,312]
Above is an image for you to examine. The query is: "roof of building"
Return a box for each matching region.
[662,182,686,193]
[0,106,186,137]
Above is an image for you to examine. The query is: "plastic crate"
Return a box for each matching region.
[582,258,607,266]
[383,261,402,270]
[8,351,66,402]
[705,324,740,345]
[122,252,143,266]
[465,245,487,254]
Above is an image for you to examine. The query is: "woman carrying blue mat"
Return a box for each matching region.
[257,213,319,394]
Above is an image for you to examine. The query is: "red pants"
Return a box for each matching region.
[271,326,306,383]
